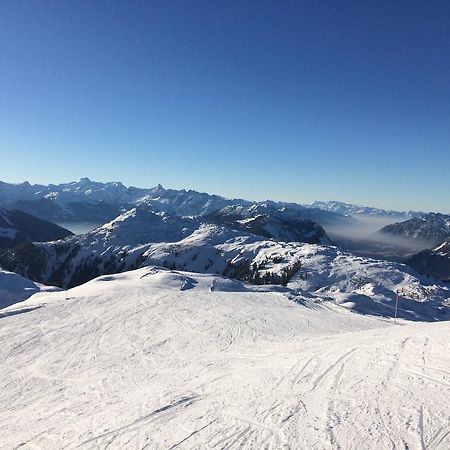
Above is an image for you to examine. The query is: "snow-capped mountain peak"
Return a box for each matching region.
[0,179,352,228]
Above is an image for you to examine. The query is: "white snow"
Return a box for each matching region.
[288,244,449,321]
[0,269,60,310]
[1,267,449,449]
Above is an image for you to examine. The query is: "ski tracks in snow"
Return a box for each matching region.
[1,272,449,449]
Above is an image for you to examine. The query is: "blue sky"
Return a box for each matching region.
[0,1,449,212]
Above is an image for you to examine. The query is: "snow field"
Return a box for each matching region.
[1,267,449,449]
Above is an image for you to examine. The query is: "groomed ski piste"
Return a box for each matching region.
[1,266,449,449]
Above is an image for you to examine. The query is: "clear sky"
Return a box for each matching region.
[0,1,449,213]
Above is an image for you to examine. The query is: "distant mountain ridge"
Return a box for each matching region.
[0,178,156,223]
[380,213,450,247]
[0,207,73,249]
[308,200,424,219]
[205,204,331,245]
[0,179,351,229]
[1,180,441,225]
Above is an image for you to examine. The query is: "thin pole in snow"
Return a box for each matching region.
[394,290,399,324]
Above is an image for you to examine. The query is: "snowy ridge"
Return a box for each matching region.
[309,200,424,219]
[205,203,332,244]
[380,213,450,247]
[0,179,248,223]
[0,217,308,289]
[0,178,148,205]
[93,207,198,245]
[0,207,448,319]
[0,179,351,228]
[135,185,250,217]
[435,239,450,255]
[0,208,200,288]
[0,266,449,449]
[288,245,449,320]
[407,237,450,281]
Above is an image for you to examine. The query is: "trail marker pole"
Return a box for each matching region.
[394,290,399,324]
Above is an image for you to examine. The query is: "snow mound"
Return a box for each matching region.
[0,269,60,309]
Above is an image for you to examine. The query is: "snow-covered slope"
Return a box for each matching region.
[1,208,448,318]
[141,227,449,316]
[0,205,331,289]
[1,267,449,449]
[407,238,450,281]
[435,239,450,255]
[205,203,332,244]
[0,207,72,248]
[90,207,199,245]
[135,184,250,217]
[380,213,450,247]
[309,200,423,219]
[0,214,307,289]
[287,245,449,321]
[0,269,60,309]
[0,208,201,288]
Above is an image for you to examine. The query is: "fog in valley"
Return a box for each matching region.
[324,216,434,261]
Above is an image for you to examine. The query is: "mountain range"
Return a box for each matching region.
[1,204,448,322]
[204,203,331,244]
[1,178,450,285]
[0,179,412,228]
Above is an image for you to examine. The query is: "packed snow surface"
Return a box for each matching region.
[1,267,449,449]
